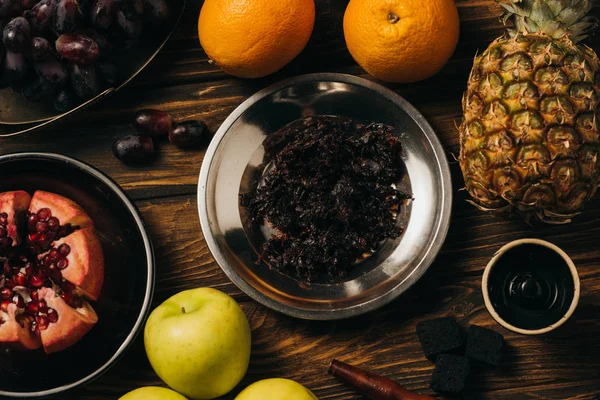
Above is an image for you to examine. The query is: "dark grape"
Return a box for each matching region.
[85,30,112,58]
[116,0,143,20]
[35,56,68,85]
[53,0,80,33]
[70,63,99,99]
[90,0,115,30]
[3,17,31,53]
[56,33,99,64]
[0,0,22,18]
[116,9,141,39]
[133,109,172,136]
[53,87,78,112]
[169,121,209,148]
[113,135,155,164]
[22,0,37,10]
[1,51,28,85]
[22,75,56,101]
[97,60,116,85]
[142,0,168,27]
[29,0,57,33]
[31,36,51,61]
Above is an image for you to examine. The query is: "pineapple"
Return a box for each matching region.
[459,0,600,223]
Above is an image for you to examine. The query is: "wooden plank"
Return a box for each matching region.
[0,0,599,398]
[60,194,600,399]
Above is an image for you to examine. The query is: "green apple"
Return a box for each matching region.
[144,288,251,400]
[119,386,188,400]
[235,379,318,400]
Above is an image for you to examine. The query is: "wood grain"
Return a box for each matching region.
[1,0,600,399]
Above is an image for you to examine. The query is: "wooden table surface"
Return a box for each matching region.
[1,0,599,399]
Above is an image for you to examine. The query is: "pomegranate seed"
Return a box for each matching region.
[0,213,7,224]
[57,259,69,270]
[25,301,38,315]
[29,274,44,288]
[35,221,49,233]
[24,264,34,277]
[29,232,39,241]
[48,217,60,231]
[49,249,60,260]
[0,226,6,237]
[27,213,38,227]
[3,263,10,275]
[37,208,51,221]
[0,288,12,299]
[58,244,71,256]
[61,292,73,305]
[36,315,49,331]
[15,273,26,286]
[0,300,11,312]
[12,294,25,308]
[38,299,48,313]
[4,280,16,289]
[30,290,39,301]
[47,308,58,323]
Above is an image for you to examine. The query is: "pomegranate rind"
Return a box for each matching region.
[52,228,105,301]
[29,191,94,230]
[0,191,32,246]
[0,303,42,350]
[37,287,98,354]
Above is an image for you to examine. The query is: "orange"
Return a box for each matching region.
[198,0,316,79]
[343,0,460,83]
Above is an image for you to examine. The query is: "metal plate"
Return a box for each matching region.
[198,73,453,320]
[0,0,185,136]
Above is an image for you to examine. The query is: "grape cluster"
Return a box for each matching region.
[113,109,210,165]
[0,0,170,112]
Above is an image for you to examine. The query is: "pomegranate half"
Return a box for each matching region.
[0,190,104,354]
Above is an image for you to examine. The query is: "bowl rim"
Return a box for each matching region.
[481,238,581,335]
[197,73,453,320]
[0,152,155,398]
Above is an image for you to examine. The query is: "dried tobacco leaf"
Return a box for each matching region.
[240,116,411,283]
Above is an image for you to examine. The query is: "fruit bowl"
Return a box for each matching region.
[198,73,452,320]
[0,0,185,137]
[0,153,154,398]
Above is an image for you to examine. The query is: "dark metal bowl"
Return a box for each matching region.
[0,153,154,398]
[0,0,185,137]
[198,73,452,320]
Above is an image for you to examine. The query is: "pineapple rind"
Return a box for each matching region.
[459,32,600,223]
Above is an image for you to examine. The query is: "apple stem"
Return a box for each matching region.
[181,306,186,314]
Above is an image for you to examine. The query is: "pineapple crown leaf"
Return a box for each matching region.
[497,0,599,43]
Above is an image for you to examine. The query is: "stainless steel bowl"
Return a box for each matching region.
[198,73,452,320]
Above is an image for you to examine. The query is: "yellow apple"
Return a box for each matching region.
[235,378,318,400]
[119,386,187,400]
[144,288,251,400]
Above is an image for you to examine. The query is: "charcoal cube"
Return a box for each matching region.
[430,354,471,394]
[416,317,464,359]
[466,325,504,366]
